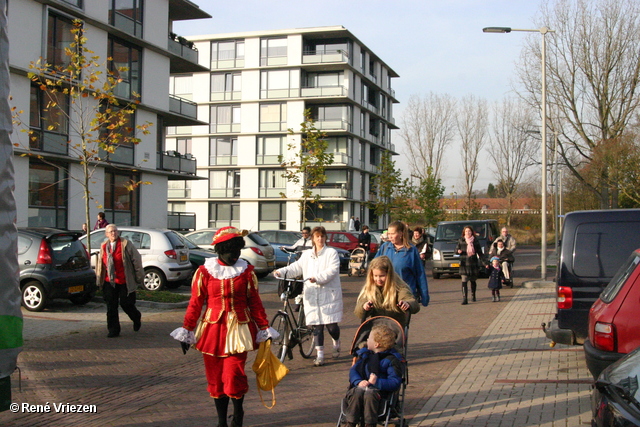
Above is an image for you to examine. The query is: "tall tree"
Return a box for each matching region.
[400,92,457,181]
[517,0,640,208]
[414,168,446,227]
[279,109,334,227]
[370,151,403,227]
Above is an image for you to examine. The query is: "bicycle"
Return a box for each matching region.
[270,276,315,363]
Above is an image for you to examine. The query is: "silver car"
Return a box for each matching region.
[184,229,276,278]
[81,227,192,291]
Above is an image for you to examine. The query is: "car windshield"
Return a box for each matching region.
[248,232,270,246]
[435,223,488,241]
[165,231,186,249]
[174,233,200,250]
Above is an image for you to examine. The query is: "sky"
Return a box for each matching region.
[173,0,543,194]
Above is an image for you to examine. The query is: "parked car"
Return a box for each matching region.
[184,229,276,278]
[171,233,218,287]
[584,250,640,379]
[326,231,379,255]
[591,345,640,426]
[256,229,351,272]
[81,227,192,291]
[18,227,96,311]
[543,209,640,346]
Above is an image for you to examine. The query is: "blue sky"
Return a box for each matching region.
[174,0,543,192]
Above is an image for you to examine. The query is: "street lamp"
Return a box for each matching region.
[483,25,555,280]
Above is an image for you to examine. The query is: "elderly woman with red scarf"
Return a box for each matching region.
[171,227,278,427]
[455,225,485,305]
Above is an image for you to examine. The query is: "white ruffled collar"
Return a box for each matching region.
[204,257,248,279]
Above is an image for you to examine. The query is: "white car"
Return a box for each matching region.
[81,227,192,291]
[184,229,276,278]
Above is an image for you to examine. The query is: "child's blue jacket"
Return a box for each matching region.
[349,347,403,392]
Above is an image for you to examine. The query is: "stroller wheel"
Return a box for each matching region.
[348,271,352,277]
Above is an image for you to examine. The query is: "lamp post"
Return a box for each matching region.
[483,25,554,280]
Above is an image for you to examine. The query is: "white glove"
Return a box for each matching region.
[170,327,197,344]
[294,294,304,305]
[256,326,281,343]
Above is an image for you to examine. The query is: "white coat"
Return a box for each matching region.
[275,245,343,325]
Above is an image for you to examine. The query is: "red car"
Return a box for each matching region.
[326,231,378,255]
[585,249,640,379]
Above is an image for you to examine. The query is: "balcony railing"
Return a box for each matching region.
[313,185,350,198]
[301,85,347,98]
[169,94,197,119]
[157,151,197,175]
[168,33,198,64]
[167,211,196,231]
[330,152,350,165]
[315,119,351,132]
[302,49,349,64]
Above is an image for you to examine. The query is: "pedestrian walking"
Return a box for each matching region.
[93,211,109,230]
[487,256,505,302]
[455,225,485,305]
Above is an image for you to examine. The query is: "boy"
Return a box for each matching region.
[343,324,403,427]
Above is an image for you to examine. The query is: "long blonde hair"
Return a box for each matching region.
[358,256,404,312]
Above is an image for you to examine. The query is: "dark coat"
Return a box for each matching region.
[349,347,403,392]
[489,242,515,263]
[455,237,484,280]
[487,264,505,289]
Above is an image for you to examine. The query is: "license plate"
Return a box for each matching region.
[450,263,460,268]
[268,261,275,267]
[68,285,84,293]
[181,254,188,262]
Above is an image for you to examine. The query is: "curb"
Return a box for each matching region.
[523,280,555,288]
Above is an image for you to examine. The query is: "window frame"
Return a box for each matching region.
[28,161,68,228]
[209,137,238,166]
[108,0,143,38]
[108,36,142,100]
[209,104,241,133]
[210,40,245,69]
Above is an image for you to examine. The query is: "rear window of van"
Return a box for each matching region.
[573,222,640,278]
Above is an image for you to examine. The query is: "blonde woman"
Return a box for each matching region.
[355,256,420,325]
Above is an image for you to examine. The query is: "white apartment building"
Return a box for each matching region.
[167,26,399,231]
[8,0,209,230]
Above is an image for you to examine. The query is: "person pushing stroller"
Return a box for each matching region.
[342,324,403,427]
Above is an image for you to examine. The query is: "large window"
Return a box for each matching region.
[168,180,191,198]
[301,71,345,97]
[211,40,244,69]
[209,202,240,228]
[260,103,287,131]
[29,85,69,154]
[47,13,75,70]
[260,70,299,99]
[28,162,67,228]
[170,75,193,101]
[325,136,352,165]
[209,170,240,198]
[307,201,343,222]
[260,38,287,66]
[211,72,241,101]
[209,137,237,165]
[99,103,135,165]
[109,0,143,37]
[309,105,351,131]
[259,202,286,230]
[166,137,192,155]
[104,170,139,226]
[256,135,286,165]
[259,169,286,198]
[108,37,141,100]
[210,105,241,133]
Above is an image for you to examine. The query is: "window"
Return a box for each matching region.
[210,72,241,101]
[99,103,135,165]
[170,75,193,101]
[108,37,141,100]
[259,169,286,197]
[257,135,286,165]
[168,180,191,198]
[361,50,366,72]
[60,0,83,7]
[211,40,244,69]
[209,170,240,198]
[304,40,349,56]
[109,0,143,37]
[302,71,345,97]
[370,146,380,166]
[28,162,67,228]
[47,13,75,70]
[325,136,352,165]
[260,103,287,131]
[104,170,139,225]
[260,70,299,99]
[209,202,240,228]
[29,85,70,154]
[369,118,380,138]
[210,105,241,133]
[209,137,237,165]
[260,38,287,66]
[369,58,377,82]
[307,201,343,222]
[259,202,286,230]
[309,105,351,131]
[166,137,192,155]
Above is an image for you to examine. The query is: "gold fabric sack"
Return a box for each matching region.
[251,339,289,408]
[225,312,254,354]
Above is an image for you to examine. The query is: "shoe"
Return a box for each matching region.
[461,298,468,305]
[133,319,141,332]
[107,331,119,338]
[472,293,476,302]
[497,295,501,302]
[492,295,497,302]
[332,340,341,358]
[313,358,325,366]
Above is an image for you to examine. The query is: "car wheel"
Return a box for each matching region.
[144,268,166,291]
[69,293,93,305]
[432,272,440,279]
[22,281,48,312]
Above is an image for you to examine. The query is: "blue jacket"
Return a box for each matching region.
[375,242,429,306]
[349,347,403,392]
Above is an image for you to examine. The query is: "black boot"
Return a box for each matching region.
[461,282,468,305]
[471,281,477,302]
[231,396,244,427]
[214,396,230,427]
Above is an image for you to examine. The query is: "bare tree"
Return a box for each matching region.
[517,0,640,208]
[457,95,488,218]
[489,98,538,226]
[400,92,457,181]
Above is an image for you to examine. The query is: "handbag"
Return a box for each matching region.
[251,339,289,409]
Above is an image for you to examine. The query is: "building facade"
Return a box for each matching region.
[8,0,209,230]
[167,26,399,231]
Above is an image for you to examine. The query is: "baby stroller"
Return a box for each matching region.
[336,315,410,427]
[348,247,368,277]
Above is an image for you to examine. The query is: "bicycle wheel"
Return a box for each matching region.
[297,307,315,359]
[270,312,290,363]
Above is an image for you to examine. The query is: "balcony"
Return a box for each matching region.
[167,211,196,232]
[168,33,198,63]
[301,85,347,98]
[303,49,349,64]
[169,95,197,119]
[330,152,350,165]
[158,151,197,175]
[313,184,350,198]
[315,119,351,132]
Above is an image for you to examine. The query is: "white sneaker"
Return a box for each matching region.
[313,357,325,366]
[332,340,341,358]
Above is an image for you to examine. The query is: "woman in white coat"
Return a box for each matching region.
[273,226,343,366]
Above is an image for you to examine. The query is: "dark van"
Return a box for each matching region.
[431,220,499,279]
[544,209,640,346]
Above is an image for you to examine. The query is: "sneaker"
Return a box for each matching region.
[332,340,341,358]
[313,357,325,367]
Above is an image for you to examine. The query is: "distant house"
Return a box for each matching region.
[439,197,539,215]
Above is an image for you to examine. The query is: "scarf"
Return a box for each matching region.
[106,240,117,287]
[411,236,424,246]
[465,236,476,257]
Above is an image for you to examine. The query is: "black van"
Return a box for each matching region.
[431,220,499,279]
[544,209,640,346]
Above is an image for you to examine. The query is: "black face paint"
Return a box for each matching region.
[219,248,241,266]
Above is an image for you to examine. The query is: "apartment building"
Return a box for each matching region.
[167,26,399,231]
[8,0,209,229]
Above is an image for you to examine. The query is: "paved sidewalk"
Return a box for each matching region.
[412,284,593,426]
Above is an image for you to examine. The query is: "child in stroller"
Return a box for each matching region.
[342,323,403,427]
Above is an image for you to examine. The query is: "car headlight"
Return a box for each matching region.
[432,248,441,261]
